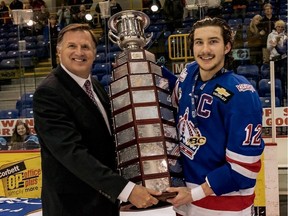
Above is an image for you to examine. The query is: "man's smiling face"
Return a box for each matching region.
[57,30,96,79]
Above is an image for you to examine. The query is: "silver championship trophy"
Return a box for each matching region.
[108,10,184,209]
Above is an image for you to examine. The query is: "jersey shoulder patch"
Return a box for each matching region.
[212,84,234,103]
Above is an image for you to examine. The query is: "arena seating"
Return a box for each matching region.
[0,109,19,119]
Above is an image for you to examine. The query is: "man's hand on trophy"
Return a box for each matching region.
[128,185,162,208]
[165,187,192,208]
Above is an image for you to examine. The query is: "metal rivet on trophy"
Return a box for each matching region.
[108,10,185,208]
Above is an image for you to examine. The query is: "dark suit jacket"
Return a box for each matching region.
[33,66,128,216]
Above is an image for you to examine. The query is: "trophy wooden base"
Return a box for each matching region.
[120,192,177,211]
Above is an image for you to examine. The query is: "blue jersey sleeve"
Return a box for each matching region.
[207,77,265,195]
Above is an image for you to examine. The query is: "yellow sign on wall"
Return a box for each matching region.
[0,151,41,198]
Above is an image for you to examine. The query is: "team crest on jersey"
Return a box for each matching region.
[236,83,255,92]
[179,69,188,82]
[178,107,205,160]
[212,84,234,103]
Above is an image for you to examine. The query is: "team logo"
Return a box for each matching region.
[177,108,206,160]
[179,69,188,82]
[186,136,206,146]
[212,84,234,103]
[236,83,255,92]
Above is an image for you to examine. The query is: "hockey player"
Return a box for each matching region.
[165,17,265,216]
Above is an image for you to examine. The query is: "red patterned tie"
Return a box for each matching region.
[84,80,111,134]
[84,80,98,105]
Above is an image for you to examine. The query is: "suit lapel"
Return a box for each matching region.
[53,66,113,131]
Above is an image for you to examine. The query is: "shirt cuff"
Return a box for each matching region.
[117,181,135,202]
[191,186,205,202]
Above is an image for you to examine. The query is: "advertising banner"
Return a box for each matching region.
[0,151,41,198]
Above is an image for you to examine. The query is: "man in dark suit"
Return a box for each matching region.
[33,24,161,216]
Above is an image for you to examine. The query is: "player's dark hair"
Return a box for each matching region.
[57,24,97,48]
[188,17,234,69]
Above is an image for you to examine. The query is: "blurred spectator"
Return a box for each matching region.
[73,4,94,27]
[183,0,197,19]
[80,0,93,10]
[231,0,248,19]
[110,0,122,15]
[258,3,279,63]
[75,4,88,23]
[0,137,8,150]
[96,0,122,35]
[9,0,23,10]
[206,0,222,18]
[67,0,81,22]
[43,15,61,68]
[163,0,184,33]
[267,20,287,60]
[247,14,265,65]
[34,4,50,35]
[30,0,46,11]
[57,3,71,28]
[267,19,287,99]
[259,3,279,38]
[10,121,31,150]
[0,1,9,24]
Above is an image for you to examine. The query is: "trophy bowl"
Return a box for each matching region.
[108,10,153,49]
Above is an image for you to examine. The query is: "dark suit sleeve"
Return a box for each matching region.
[33,83,128,203]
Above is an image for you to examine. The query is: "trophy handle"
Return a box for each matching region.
[108,30,119,44]
[145,32,153,46]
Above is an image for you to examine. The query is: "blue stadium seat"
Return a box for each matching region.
[22,49,36,57]
[0,109,19,119]
[94,53,106,63]
[20,57,36,68]
[260,96,281,108]
[36,41,49,58]
[106,51,120,62]
[245,11,258,18]
[100,74,112,86]
[109,44,121,52]
[0,137,8,150]
[247,78,257,90]
[243,18,252,26]
[0,44,6,51]
[0,59,17,69]
[258,78,282,99]
[0,51,7,61]
[147,24,163,33]
[20,108,34,118]
[92,63,112,75]
[260,64,270,78]
[237,64,259,79]
[0,38,7,44]
[228,18,242,27]
[8,31,18,38]
[21,92,34,101]
[6,50,19,59]
[9,25,18,32]
[0,32,8,39]
[26,42,37,50]
[16,93,34,112]
[37,34,44,42]
[96,44,107,53]
[7,43,19,51]
[24,36,37,43]
[163,30,171,39]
